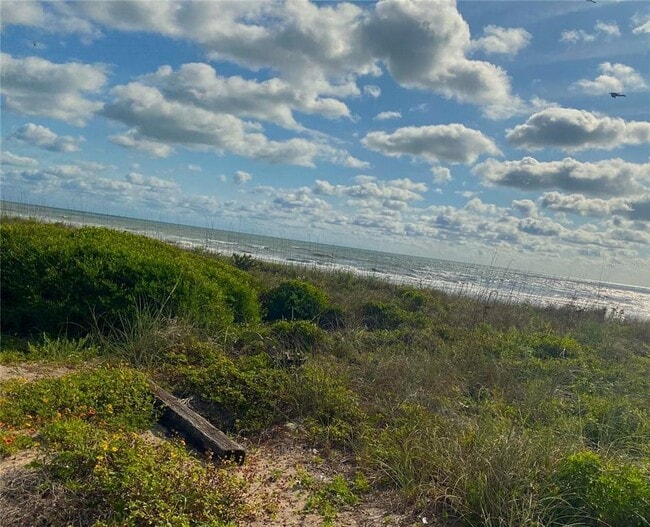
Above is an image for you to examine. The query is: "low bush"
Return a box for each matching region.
[171,351,291,434]
[361,301,409,330]
[399,287,429,311]
[0,368,156,435]
[552,450,650,527]
[581,395,649,450]
[303,473,366,524]
[231,252,255,271]
[270,320,327,353]
[40,421,248,527]
[0,334,98,364]
[317,306,347,330]
[0,221,259,336]
[261,280,329,321]
[287,361,364,447]
[0,367,249,527]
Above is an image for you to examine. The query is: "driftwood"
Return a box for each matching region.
[150,382,246,464]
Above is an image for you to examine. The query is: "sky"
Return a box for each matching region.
[1,0,649,286]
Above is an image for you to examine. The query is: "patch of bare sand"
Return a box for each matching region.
[237,425,411,526]
[0,363,73,383]
[0,449,39,477]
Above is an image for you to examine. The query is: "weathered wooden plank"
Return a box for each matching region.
[150,382,246,464]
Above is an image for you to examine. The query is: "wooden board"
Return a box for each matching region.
[150,382,246,464]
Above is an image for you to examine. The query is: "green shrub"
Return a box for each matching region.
[231,252,255,271]
[172,351,290,434]
[287,361,363,447]
[39,421,248,527]
[529,332,583,359]
[270,320,326,352]
[0,221,259,336]
[553,451,650,527]
[399,288,429,311]
[317,306,347,330]
[581,395,649,450]
[303,473,364,524]
[361,301,408,330]
[261,280,329,321]
[0,367,156,433]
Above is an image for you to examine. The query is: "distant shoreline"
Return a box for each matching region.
[3,200,649,320]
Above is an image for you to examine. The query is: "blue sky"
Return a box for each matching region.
[1,0,649,285]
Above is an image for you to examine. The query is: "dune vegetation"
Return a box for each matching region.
[1,219,648,526]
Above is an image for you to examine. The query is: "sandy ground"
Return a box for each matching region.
[0,363,73,383]
[237,425,411,526]
[0,363,415,526]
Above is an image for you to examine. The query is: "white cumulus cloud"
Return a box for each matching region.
[0,150,39,168]
[363,124,501,164]
[632,14,650,35]
[506,108,650,152]
[561,20,620,43]
[473,157,650,197]
[0,53,107,126]
[59,0,523,118]
[11,123,84,152]
[572,62,647,95]
[374,111,402,121]
[471,25,531,55]
[234,170,252,185]
[431,166,452,184]
[109,129,174,158]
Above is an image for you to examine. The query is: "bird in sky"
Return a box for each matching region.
[610,92,626,98]
[586,0,596,3]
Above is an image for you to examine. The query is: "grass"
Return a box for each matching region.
[1,219,649,526]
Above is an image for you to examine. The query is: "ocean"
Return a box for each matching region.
[2,200,649,320]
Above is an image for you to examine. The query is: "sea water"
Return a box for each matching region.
[3,201,649,320]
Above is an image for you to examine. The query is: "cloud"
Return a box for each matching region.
[363,85,381,98]
[518,217,563,237]
[313,176,427,205]
[431,166,452,184]
[11,123,83,152]
[102,70,365,167]
[470,25,531,55]
[506,108,650,151]
[234,170,252,185]
[473,157,650,197]
[632,14,650,35]
[595,21,621,37]
[141,62,351,131]
[540,192,633,217]
[561,20,620,43]
[511,199,538,218]
[109,129,174,158]
[70,0,522,117]
[572,62,647,95]
[78,0,373,97]
[102,82,321,166]
[316,145,370,169]
[374,111,401,121]
[0,151,39,168]
[0,53,107,126]
[626,198,650,221]
[1,162,183,209]
[362,124,500,164]
[0,1,101,39]
[126,172,180,190]
[362,0,522,116]
[273,188,331,212]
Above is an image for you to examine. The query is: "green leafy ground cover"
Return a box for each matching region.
[1,219,648,526]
